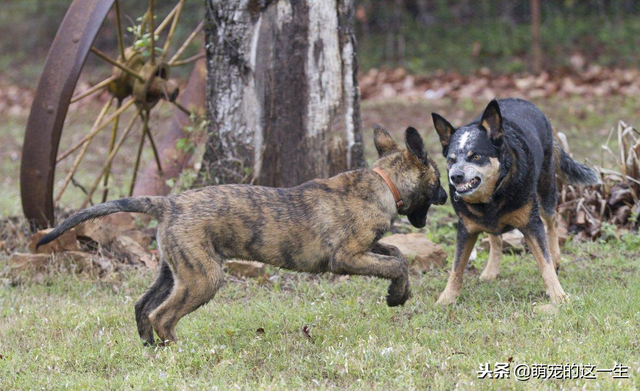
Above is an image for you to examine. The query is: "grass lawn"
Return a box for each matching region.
[1,210,639,390]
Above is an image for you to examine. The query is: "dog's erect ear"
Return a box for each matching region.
[373,124,401,157]
[480,99,504,144]
[431,113,455,152]
[405,127,428,163]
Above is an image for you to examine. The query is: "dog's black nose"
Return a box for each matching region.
[450,171,464,184]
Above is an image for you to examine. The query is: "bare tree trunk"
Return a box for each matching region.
[200,0,364,188]
[530,0,542,73]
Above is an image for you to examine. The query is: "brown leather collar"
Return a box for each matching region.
[373,167,404,209]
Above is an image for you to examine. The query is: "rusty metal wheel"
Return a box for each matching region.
[21,0,205,228]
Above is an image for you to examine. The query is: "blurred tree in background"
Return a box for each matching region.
[356,0,640,74]
[3,0,640,85]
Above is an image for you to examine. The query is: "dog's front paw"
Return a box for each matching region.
[435,290,459,306]
[386,278,411,307]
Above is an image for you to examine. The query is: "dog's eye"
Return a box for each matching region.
[473,155,482,161]
[447,157,455,165]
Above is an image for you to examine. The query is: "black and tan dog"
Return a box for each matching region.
[431,98,597,305]
[38,126,447,345]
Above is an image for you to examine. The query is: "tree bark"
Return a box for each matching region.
[530,0,542,73]
[200,0,364,188]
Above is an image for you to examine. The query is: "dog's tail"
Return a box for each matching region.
[37,196,168,248]
[553,141,598,186]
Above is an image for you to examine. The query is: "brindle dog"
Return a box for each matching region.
[38,126,447,345]
[431,98,597,305]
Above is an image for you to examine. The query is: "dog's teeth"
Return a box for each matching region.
[457,182,471,191]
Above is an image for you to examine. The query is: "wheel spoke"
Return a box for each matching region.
[57,99,135,163]
[129,111,148,196]
[114,0,126,60]
[81,108,142,209]
[55,98,114,204]
[146,113,163,174]
[155,3,180,36]
[170,52,206,67]
[148,0,156,65]
[70,76,116,104]
[171,100,192,115]
[90,47,144,81]
[168,21,203,65]
[102,99,122,202]
[160,0,186,63]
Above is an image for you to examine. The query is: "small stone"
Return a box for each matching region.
[379,233,447,272]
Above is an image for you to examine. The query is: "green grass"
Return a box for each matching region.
[1,228,639,390]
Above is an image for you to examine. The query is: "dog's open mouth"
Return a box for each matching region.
[455,177,481,194]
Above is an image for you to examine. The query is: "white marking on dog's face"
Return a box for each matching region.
[458,131,470,149]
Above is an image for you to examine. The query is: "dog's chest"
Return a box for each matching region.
[457,201,532,234]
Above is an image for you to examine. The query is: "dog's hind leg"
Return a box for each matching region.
[135,260,174,345]
[538,151,561,273]
[542,213,561,270]
[480,234,502,281]
[437,225,479,305]
[331,245,410,307]
[149,247,224,344]
[523,217,568,305]
[541,211,562,274]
